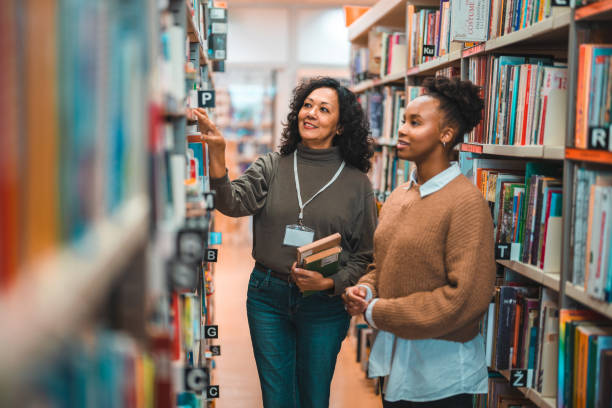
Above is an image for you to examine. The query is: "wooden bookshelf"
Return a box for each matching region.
[575,0,612,21]
[565,282,612,320]
[407,49,462,77]
[351,71,405,94]
[348,0,408,45]
[0,195,149,379]
[185,0,209,66]
[485,8,571,52]
[498,370,555,408]
[497,260,560,291]
[565,148,612,165]
[459,143,565,160]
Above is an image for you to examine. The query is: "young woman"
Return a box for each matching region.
[194,77,377,408]
[343,76,496,408]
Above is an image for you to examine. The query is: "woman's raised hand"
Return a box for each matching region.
[192,108,227,178]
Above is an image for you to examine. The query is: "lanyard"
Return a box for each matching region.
[294,150,345,225]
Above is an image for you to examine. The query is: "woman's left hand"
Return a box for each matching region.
[291,262,334,292]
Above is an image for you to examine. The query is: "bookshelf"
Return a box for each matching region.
[565,148,612,165]
[459,144,565,160]
[348,1,612,407]
[565,283,612,320]
[498,370,556,408]
[0,195,149,379]
[348,0,414,45]
[0,0,223,405]
[497,260,560,292]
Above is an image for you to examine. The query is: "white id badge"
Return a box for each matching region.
[283,224,315,247]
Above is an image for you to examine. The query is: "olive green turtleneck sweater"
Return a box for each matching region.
[210,143,377,295]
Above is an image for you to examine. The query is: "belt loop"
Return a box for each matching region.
[264,269,271,287]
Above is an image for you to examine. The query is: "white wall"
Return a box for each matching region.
[296,8,349,66]
[226,8,290,65]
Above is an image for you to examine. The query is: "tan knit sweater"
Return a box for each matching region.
[358,174,495,342]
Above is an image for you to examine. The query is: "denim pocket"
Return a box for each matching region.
[248,271,263,289]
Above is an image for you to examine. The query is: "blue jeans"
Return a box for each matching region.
[246,267,351,408]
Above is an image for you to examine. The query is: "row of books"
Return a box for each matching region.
[0,0,151,287]
[464,156,563,272]
[559,309,612,408]
[407,2,457,67]
[482,372,538,407]
[349,29,407,85]
[479,55,568,147]
[370,149,411,202]
[481,275,559,397]
[571,166,612,302]
[358,86,404,140]
[26,330,167,408]
[488,0,559,40]
[576,44,612,151]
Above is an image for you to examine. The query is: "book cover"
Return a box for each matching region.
[596,349,612,407]
[297,232,341,265]
[302,246,342,297]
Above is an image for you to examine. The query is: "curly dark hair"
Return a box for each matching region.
[422,76,484,148]
[279,77,374,173]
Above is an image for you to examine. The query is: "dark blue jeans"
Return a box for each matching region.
[246,267,351,408]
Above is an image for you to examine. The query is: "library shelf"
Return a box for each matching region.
[565,148,612,165]
[485,8,571,52]
[459,143,565,160]
[498,370,555,408]
[351,71,405,94]
[348,0,408,44]
[497,260,560,291]
[575,0,612,21]
[185,0,208,66]
[565,282,612,320]
[407,49,462,77]
[0,195,150,380]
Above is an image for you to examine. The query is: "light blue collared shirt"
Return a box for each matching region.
[359,162,488,402]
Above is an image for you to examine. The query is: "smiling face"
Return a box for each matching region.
[396,95,454,162]
[298,87,341,149]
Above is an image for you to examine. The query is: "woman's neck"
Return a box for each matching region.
[415,153,451,185]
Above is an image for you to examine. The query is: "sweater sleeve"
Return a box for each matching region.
[210,152,279,217]
[370,193,496,340]
[330,188,377,295]
[356,263,379,298]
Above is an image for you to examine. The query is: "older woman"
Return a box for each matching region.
[194,77,376,408]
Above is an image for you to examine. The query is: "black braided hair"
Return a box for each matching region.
[422,76,484,148]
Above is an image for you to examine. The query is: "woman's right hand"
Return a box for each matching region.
[342,286,369,316]
[192,108,227,178]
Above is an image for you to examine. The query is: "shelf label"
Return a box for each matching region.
[551,0,569,5]
[423,45,436,57]
[185,368,210,393]
[169,259,198,291]
[206,248,218,263]
[460,143,484,153]
[209,232,222,245]
[205,325,218,339]
[207,385,220,399]
[210,345,221,356]
[495,244,511,260]
[462,44,485,58]
[588,126,610,150]
[198,91,216,108]
[510,369,528,387]
[203,192,215,210]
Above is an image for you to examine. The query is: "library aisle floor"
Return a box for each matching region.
[213,214,382,408]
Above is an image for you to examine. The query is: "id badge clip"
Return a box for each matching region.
[283,218,314,247]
